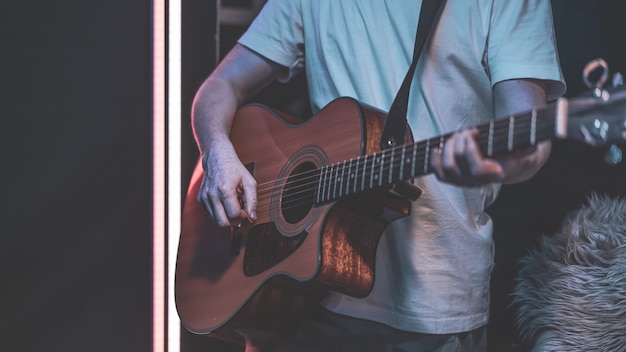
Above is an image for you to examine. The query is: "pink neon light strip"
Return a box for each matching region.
[153,0,166,350]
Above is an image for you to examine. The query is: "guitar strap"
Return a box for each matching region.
[380,0,447,149]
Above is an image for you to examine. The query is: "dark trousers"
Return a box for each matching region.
[251,307,487,352]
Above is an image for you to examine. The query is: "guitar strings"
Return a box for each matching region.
[251,111,554,215]
[254,113,551,215]
[272,119,528,211]
[251,117,540,204]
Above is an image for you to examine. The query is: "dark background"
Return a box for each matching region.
[2,0,153,351]
[2,1,625,351]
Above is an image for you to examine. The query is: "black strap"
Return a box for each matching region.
[380,0,447,149]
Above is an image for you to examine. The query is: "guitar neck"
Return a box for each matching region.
[315,100,567,204]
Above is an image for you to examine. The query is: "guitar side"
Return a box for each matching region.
[174,97,413,344]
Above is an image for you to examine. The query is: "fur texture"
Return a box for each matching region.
[512,194,626,352]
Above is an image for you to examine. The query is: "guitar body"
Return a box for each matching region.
[175,97,414,344]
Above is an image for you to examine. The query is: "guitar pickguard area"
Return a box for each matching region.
[243,223,308,276]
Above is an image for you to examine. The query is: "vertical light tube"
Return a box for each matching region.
[168,0,183,350]
[152,0,166,351]
[155,0,182,350]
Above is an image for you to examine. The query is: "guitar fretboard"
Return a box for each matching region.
[315,104,560,204]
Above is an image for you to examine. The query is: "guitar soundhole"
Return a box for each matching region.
[282,162,316,224]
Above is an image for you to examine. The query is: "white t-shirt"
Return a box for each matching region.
[239,0,565,334]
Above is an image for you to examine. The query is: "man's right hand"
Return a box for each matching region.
[196,138,257,228]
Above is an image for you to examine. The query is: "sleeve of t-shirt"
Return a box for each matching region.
[487,0,566,101]
[237,0,305,82]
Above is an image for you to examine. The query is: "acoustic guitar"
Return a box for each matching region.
[175,87,626,344]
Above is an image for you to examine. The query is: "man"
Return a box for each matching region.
[191,1,565,351]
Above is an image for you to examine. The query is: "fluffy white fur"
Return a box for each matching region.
[512,194,626,352]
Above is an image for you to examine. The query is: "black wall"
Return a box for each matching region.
[2,1,153,351]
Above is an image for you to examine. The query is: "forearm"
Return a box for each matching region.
[191,77,240,155]
[499,140,551,184]
[191,44,288,225]
[494,78,551,184]
[191,44,288,156]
